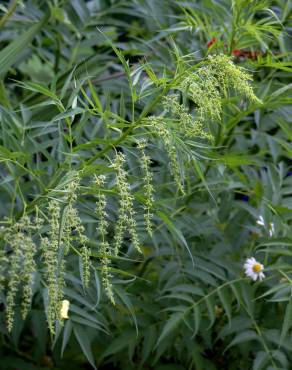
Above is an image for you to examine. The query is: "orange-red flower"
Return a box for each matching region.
[232,49,261,59]
[207,38,217,48]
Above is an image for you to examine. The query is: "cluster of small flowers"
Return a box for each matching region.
[0,245,8,294]
[180,70,222,128]
[112,153,141,255]
[149,116,185,194]
[41,200,62,334]
[80,245,91,289]
[178,55,261,132]
[207,54,262,104]
[162,94,213,140]
[42,175,90,333]
[2,216,42,331]
[65,178,91,289]
[144,55,261,195]
[137,140,155,235]
[21,235,37,320]
[94,175,115,304]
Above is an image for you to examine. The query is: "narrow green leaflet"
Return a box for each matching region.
[0,15,49,76]
[157,312,185,346]
[73,324,97,369]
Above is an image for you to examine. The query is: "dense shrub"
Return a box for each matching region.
[0,0,291,369]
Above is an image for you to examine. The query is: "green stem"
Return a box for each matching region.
[82,60,205,168]
[229,3,241,55]
[24,62,205,214]
[82,85,170,167]
[0,0,18,28]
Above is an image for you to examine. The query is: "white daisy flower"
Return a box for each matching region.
[244,257,265,281]
[60,299,70,319]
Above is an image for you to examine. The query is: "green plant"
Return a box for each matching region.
[0,0,291,369]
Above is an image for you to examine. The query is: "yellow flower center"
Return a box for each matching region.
[252,263,262,273]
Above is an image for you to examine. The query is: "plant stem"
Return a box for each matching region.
[0,0,18,28]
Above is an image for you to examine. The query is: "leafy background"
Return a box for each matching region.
[0,0,291,369]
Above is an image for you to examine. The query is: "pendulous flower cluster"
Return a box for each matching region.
[207,55,262,104]
[64,177,91,288]
[149,116,185,194]
[179,55,261,131]
[137,139,155,235]
[42,175,90,333]
[0,54,263,334]
[2,216,42,331]
[41,200,63,334]
[94,174,115,304]
[112,153,141,255]
[145,54,261,194]
[162,94,213,140]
